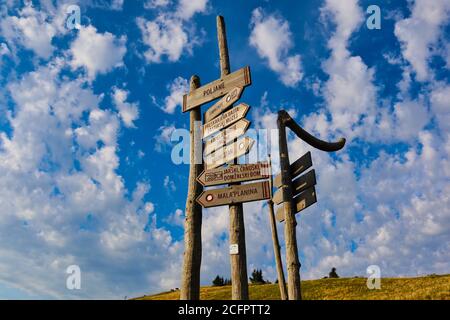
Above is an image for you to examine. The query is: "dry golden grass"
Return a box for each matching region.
[135,274,450,300]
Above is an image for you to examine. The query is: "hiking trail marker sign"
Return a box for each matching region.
[204,86,244,123]
[275,109,346,300]
[202,103,250,139]
[204,136,254,170]
[273,169,317,205]
[276,186,317,222]
[197,162,270,187]
[197,181,271,208]
[182,66,251,113]
[182,16,273,301]
[204,119,250,155]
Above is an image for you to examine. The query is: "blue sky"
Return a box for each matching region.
[0,0,449,299]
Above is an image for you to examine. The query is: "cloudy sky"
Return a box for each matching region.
[0,0,449,299]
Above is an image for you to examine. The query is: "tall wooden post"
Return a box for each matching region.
[267,154,288,300]
[180,75,203,300]
[277,111,302,300]
[217,15,249,300]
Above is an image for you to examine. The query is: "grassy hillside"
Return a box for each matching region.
[136,274,450,300]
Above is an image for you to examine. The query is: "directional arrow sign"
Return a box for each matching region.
[272,169,316,205]
[275,186,317,222]
[204,119,250,155]
[182,66,251,112]
[196,181,271,208]
[274,151,312,188]
[202,103,250,139]
[204,87,244,123]
[197,162,270,187]
[204,137,254,170]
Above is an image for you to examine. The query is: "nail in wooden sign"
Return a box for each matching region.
[204,119,250,156]
[273,151,312,188]
[275,186,317,222]
[204,86,244,123]
[197,162,270,187]
[202,103,250,139]
[204,136,254,170]
[272,169,316,205]
[182,66,251,112]
[196,181,271,208]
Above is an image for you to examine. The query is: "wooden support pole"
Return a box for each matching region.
[277,111,302,300]
[180,75,203,300]
[217,15,249,300]
[267,154,288,300]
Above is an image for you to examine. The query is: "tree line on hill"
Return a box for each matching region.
[212,267,340,286]
[212,269,269,286]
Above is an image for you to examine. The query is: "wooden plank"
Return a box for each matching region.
[182,66,251,113]
[196,180,271,208]
[204,119,250,155]
[197,162,270,187]
[204,136,254,170]
[204,86,244,123]
[202,103,249,139]
[292,169,316,197]
[275,186,317,222]
[273,151,312,188]
[273,169,316,205]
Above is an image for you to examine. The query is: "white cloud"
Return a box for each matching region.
[176,0,208,20]
[392,100,429,141]
[430,84,450,132]
[69,25,127,79]
[165,209,184,227]
[0,42,11,56]
[249,8,303,87]
[161,76,188,114]
[0,4,57,59]
[0,60,183,299]
[154,124,176,152]
[144,0,170,9]
[111,0,124,11]
[112,88,139,128]
[163,175,176,192]
[394,0,450,81]
[137,15,189,63]
[138,0,208,64]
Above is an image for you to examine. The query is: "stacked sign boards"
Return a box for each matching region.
[272,152,318,222]
[183,66,271,209]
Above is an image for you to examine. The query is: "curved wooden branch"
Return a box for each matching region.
[278,110,346,152]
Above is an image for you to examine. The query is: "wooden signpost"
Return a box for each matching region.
[180,76,204,300]
[276,186,317,222]
[204,86,244,123]
[204,137,254,170]
[197,162,270,187]
[202,103,250,138]
[275,109,346,300]
[204,119,250,155]
[273,169,316,205]
[197,181,271,208]
[182,16,269,301]
[273,151,312,189]
[182,67,251,113]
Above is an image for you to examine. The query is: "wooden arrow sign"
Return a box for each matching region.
[204,137,254,170]
[202,103,250,139]
[197,162,270,187]
[272,169,316,205]
[196,181,271,208]
[204,87,244,123]
[274,151,312,188]
[182,66,251,112]
[275,186,317,222]
[204,119,250,155]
